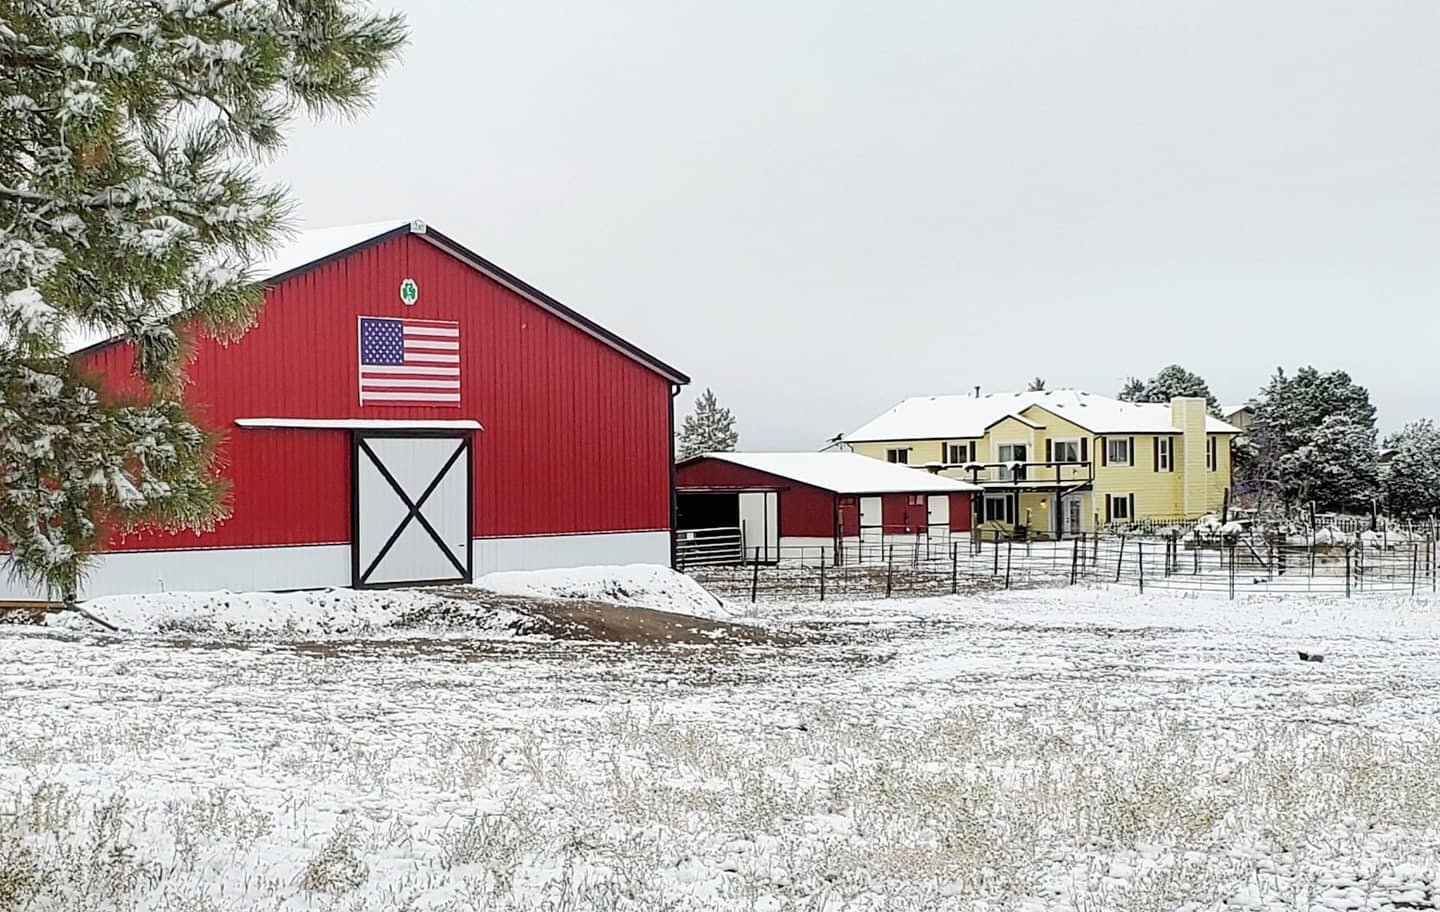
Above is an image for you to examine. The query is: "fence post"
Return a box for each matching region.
[1228,542,1236,600]
[993,530,1001,577]
[1070,539,1079,585]
[1115,533,1126,582]
[1194,539,1199,575]
[885,548,894,598]
[1005,535,1013,589]
[750,547,760,603]
[1345,544,1352,598]
[1412,542,1418,597]
[951,542,958,595]
[1138,541,1144,593]
[1357,543,1365,592]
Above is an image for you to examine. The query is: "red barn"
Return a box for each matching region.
[17,220,688,598]
[674,452,977,565]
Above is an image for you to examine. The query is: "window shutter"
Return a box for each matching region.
[969,441,977,463]
[1104,494,1111,523]
[1080,437,1088,465]
[1099,437,1107,466]
[1153,437,1159,472]
[1170,438,1176,472]
[1128,436,1135,466]
[1045,438,1053,462]
[1128,493,1136,520]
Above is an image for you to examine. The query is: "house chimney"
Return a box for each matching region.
[1170,397,1208,516]
[974,385,981,398]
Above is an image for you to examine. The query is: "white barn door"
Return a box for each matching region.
[859,495,883,560]
[738,491,778,562]
[353,434,472,587]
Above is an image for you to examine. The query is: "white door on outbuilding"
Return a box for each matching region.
[859,496,883,543]
[737,490,778,562]
[927,494,950,533]
[353,434,472,587]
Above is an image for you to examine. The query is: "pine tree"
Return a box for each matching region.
[1115,365,1220,414]
[0,0,407,594]
[1381,420,1440,518]
[1274,415,1379,512]
[1249,367,1380,513]
[678,388,738,459]
[1027,377,1046,392]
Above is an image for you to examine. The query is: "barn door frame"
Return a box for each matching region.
[350,429,475,589]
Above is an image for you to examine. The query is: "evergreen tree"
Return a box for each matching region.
[1027,377,1046,392]
[1115,365,1220,414]
[678,388,738,459]
[1381,420,1440,518]
[1274,415,1379,512]
[0,0,406,593]
[1248,367,1380,512]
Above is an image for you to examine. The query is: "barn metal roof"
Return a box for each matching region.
[68,219,690,386]
[683,452,981,495]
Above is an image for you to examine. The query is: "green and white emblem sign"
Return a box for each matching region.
[399,277,419,306]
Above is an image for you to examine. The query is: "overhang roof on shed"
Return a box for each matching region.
[68,219,690,386]
[681,452,981,495]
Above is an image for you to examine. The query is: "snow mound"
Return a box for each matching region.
[476,564,731,620]
[54,588,519,637]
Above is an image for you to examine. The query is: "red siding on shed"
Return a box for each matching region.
[78,233,674,550]
[675,459,836,539]
[951,493,974,532]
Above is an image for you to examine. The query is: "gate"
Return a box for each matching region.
[352,432,473,587]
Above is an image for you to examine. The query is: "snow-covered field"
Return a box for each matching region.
[4,573,1440,910]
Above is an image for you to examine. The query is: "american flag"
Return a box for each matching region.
[358,316,461,407]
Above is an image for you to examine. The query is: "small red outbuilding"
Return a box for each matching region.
[674,452,978,565]
[9,219,689,598]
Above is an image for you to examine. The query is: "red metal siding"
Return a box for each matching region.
[78,233,674,550]
[675,459,836,539]
[950,493,974,532]
[881,493,929,534]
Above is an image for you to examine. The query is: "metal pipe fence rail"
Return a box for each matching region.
[685,534,1078,602]
[682,532,1439,602]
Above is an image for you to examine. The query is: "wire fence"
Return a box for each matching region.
[685,531,1440,602]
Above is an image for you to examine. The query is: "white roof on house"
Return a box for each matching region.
[1221,402,1254,417]
[847,389,1239,441]
[695,452,980,494]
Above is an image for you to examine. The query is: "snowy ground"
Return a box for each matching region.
[4,575,1440,910]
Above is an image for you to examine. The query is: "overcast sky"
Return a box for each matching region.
[265,1,1440,448]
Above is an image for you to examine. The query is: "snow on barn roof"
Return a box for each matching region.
[846,389,1239,441]
[66,219,689,384]
[693,452,981,494]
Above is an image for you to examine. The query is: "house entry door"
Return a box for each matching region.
[1062,495,1083,536]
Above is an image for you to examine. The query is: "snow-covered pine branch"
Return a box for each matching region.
[0,0,406,594]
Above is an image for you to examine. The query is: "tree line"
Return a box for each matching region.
[1119,364,1436,520]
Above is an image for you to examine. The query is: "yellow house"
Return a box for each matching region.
[844,390,1238,537]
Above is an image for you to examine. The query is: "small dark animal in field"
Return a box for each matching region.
[1297,651,1324,663]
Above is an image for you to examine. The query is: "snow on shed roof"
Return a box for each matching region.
[692,452,980,494]
[846,389,1238,441]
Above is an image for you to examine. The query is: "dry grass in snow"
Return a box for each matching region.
[3,584,1440,910]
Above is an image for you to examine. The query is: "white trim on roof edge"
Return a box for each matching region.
[235,418,483,430]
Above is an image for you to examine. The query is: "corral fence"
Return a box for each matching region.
[684,530,1439,602]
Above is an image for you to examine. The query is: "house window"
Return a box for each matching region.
[1054,440,1081,464]
[984,494,1014,524]
[886,448,909,464]
[947,442,968,464]
[997,443,1027,481]
[1105,438,1130,466]
[1157,437,1172,472]
[1109,494,1131,521]
[908,494,925,506]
